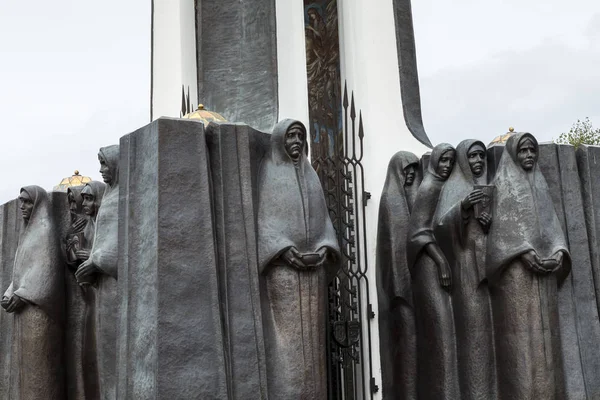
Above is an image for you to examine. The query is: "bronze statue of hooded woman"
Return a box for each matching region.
[434,139,496,400]
[1,185,65,399]
[407,143,460,399]
[64,182,105,400]
[486,132,570,400]
[257,119,340,399]
[76,145,120,400]
[376,151,420,400]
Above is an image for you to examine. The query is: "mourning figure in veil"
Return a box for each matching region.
[486,132,569,400]
[258,119,341,399]
[1,186,65,399]
[434,139,496,400]
[407,143,460,399]
[64,185,102,400]
[76,145,120,400]
[376,151,420,400]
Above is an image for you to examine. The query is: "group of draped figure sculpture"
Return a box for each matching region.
[0,118,342,399]
[0,146,119,399]
[376,133,572,400]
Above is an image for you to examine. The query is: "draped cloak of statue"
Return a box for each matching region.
[407,143,460,399]
[486,133,570,400]
[65,186,99,400]
[87,145,119,400]
[434,140,496,400]
[3,185,65,399]
[375,151,420,400]
[258,119,341,399]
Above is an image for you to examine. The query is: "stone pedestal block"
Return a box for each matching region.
[117,118,227,399]
[538,143,600,399]
[0,199,22,399]
[205,123,269,399]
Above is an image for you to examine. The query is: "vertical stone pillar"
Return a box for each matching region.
[538,143,600,399]
[196,0,278,131]
[205,123,269,399]
[0,199,21,398]
[117,118,227,398]
[577,145,600,313]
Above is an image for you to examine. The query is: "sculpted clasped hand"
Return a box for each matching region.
[282,246,329,270]
[477,211,492,229]
[75,259,99,285]
[3,294,26,313]
[462,189,484,211]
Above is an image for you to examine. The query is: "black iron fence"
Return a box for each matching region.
[312,83,377,400]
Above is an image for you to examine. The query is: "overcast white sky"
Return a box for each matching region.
[412,0,600,146]
[0,1,150,204]
[0,1,598,204]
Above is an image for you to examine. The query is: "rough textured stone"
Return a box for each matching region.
[205,122,269,399]
[117,118,227,399]
[196,0,278,131]
[0,199,21,399]
[538,143,600,399]
[576,145,600,313]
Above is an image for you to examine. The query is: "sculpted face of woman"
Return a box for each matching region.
[436,150,455,180]
[517,137,538,171]
[284,125,305,161]
[19,190,34,222]
[404,164,417,186]
[467,143,486,177]
[81,186,97,218]
[68,191,78,215]
[98,153,112,185]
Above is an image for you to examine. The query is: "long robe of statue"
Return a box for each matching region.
[487,133,570,400]
[76,145,119,400]
[257,119,341,399]
[64,182,106,400]
[407,143,460,400]
[433,139,496,399]
[1,186,65,399]
[376,151,420,400]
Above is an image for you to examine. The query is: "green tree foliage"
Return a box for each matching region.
[556,117,600,147]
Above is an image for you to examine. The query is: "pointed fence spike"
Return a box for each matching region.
[358,112,364,139]
[186,86,191,114]
[181,85,186,116]
[343,81,349,109]
[350,93,356,120]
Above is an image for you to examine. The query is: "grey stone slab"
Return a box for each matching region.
[205,122,270,399]
[196,0,278,131]
[557,144,600,397]
[539,144,587,400]
[0,199,21,399]
[117,118,227,399]
[486,144,504,181]
[576,145,600,314]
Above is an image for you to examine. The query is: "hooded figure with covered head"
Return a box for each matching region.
[64,181,105,400]
[407,143,460,399]
[435,139,496,399]
[375,151,420,400]
[487,133,569,400]
[76,145,119,400]
[258,119,340,399]
[1,185,65,399]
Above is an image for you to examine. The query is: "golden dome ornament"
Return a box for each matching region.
[182,104,227,125]
[53,170,92,192]
[490,127,516,146]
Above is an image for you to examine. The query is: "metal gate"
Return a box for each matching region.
[312,83,377,400]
